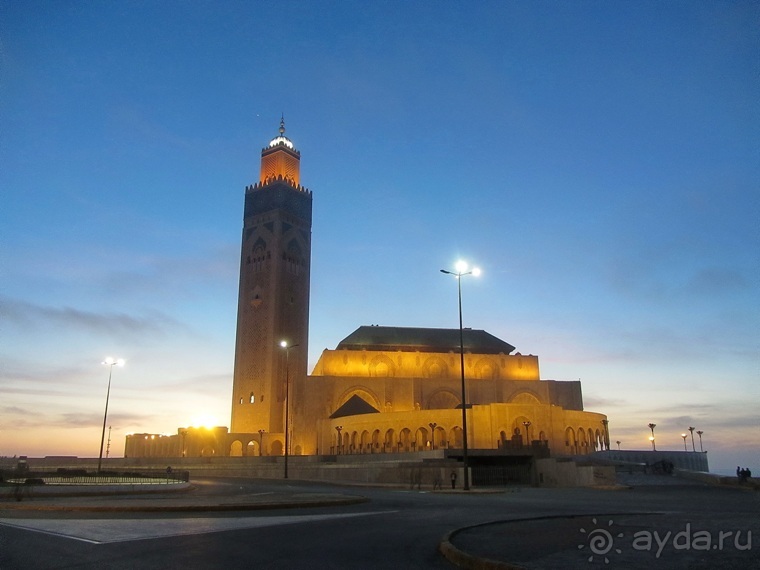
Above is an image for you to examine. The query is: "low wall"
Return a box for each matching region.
[675,469,759,490]
[536,458,616,487]
[1,455,464,489]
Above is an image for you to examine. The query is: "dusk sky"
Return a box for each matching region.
[2,2,757,473]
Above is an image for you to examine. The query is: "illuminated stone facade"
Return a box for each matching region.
[287,326,608,457]
[126,122,609,460]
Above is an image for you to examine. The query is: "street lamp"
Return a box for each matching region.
[696,430,704,452]
[648,423,657,451]
[688,426,696,452]
[616,440,621,450]
[180,430,188,457]
[98,357,125,473]
[440,261,480,491]
[601,419,610,451]
[335,425,343,454]
[258,429,266,456]
[681,433,688,451]
[280,341,299,479]
[429,422,437,449]
[522,421,532,446]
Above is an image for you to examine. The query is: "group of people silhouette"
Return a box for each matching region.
[736,466,752,482]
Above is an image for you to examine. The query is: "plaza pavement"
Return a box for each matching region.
[1,474,757,569]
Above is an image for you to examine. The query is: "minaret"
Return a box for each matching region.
[230,119,312,443]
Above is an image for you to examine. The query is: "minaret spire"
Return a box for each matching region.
[279,114,286,136]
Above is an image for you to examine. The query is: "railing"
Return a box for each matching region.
[0,468,190,486]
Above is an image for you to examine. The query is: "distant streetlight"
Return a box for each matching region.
[258,429,266,456]
[180,430,188,457]
[648,423,657,451]
[616,440,621,450]
[681,433,688,451]
[429,422,437,449]
[688,427,696,452]
[696,430,704,452]
[522,421,532,446]
[98,357,125,473]
[280,341,299,479]
[440,260,480,491]
[335,425,343,454]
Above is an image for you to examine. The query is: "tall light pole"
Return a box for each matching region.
[681,433,688,451]
[440,260,480,491]
[688,426,696,452]
[696,430,704,452]
[280,341,299,479]
[258,429,266,456]
[180,430,188,457]
[522,421,532,446]
[98,357,125,473]
[648,423,656,451]
[429,422,437,449]
[616,440,621,450]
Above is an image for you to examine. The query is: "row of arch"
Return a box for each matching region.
[359,355,533,380]
[331,425,463,454]
[224,425,606,457]
[565,426,605,454]
[335,388,542,414]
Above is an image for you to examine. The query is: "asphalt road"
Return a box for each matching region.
[0,477,757,569]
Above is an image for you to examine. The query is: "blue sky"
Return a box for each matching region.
[1,1,757,473]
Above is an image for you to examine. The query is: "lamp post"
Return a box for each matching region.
[429,422,437,449]
[280,341,299,479]
[696,430,704,452]
[688,426,696,452]
[522,421,532,446]
[616,440,621,450]
[440,261,480,491]
[180,430,188,457]
[335,425,343,454]
[98,357,125,473]
[258,429,266,456]
[601,419,610,451]
[648,423,656,451]
[681,433,688,451]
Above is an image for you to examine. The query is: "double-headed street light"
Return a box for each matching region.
[648,423,657,451]
[688,426,696,452]
[98,357,125,473]
[696,430,704,452]
[440,260,480,491]
[280,340,299,479]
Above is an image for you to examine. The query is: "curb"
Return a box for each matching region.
[0,495,368,512]
[438,512,663,570]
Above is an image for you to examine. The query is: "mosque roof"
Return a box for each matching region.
[336,326,516,355]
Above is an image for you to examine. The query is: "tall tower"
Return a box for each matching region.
[231,119,312,438]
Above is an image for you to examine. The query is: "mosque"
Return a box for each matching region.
[125,121,609,461]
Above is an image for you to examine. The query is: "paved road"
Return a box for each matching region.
[0,477,757,569]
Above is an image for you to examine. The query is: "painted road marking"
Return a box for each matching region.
[0,510,395,544]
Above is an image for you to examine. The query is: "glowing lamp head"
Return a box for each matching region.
[471,267,481,277]
[103,357,125,367]
[280,340,288,348]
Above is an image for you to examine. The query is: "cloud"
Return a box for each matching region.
[0,296,191,340]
